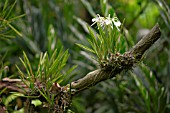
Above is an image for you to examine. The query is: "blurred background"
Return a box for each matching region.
[0,0,170,113]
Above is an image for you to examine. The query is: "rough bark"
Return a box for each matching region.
[69,24,161,92]
[130,24,161,60]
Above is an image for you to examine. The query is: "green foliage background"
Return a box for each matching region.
[0,0,170,113]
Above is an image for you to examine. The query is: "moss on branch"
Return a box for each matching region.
[69,24,161,93]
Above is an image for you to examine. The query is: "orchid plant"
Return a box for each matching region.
[77,13,127,68]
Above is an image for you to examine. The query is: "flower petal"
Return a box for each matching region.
[114,21,121,27]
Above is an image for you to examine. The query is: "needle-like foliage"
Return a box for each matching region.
[16,48,77,105]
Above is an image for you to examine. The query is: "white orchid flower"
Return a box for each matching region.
[112,17,121,31]
[91,14,121,31]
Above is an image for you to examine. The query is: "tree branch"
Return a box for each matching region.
[0,24,161,94]
[69,24,161,93]
[130,24,161,60]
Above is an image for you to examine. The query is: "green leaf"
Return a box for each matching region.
[7,23,22,37]
[4,92,24,106]
[2,0,9,13]
[4,0,17,20]
[31,99,42,107]
[61,50,69,66]
[0,34,15,38]
[52,74,63,83]
[49,49,58,66]
[0,88,7,96]
[81,0,96,17]
[74,17,91,33]
[16,65,26,79]
[100,0,107,16]
[19,57,31,78]
[62,65,77,83]
[22,36,41,53]
[9,14,25,21]
[22,52,34,81]
[140,63,156,87]
[48,49,68,76]
[131,72,151,113]
[65,65,77,77]
[37,88,51,104]
[76,43,95,53]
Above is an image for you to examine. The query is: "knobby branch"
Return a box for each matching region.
[0,24,161,95]
[68,24,161,93]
